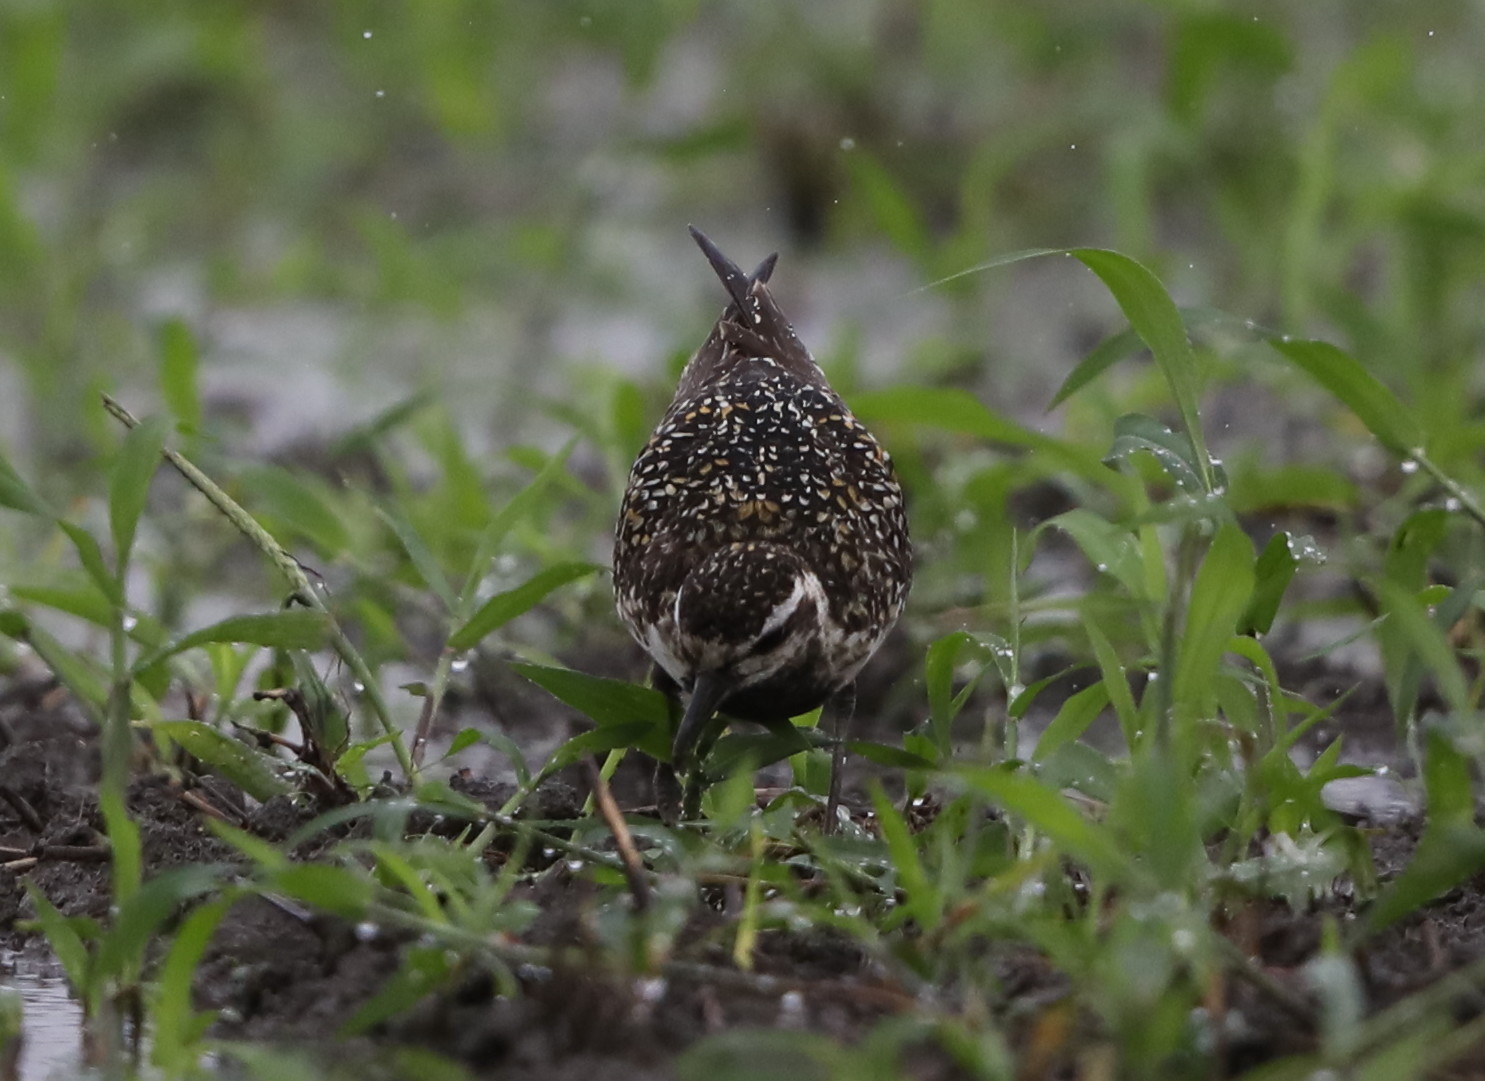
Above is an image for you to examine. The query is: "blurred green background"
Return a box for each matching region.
[5,0,1482,467]
[3,0,1484,662]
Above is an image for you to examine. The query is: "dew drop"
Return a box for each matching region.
[634,976,666,1003]
[778,990,806,1026]
[362,29,373,39]
[1400,458,1420,474]
[355,921,379,941]
[839,136,856,151]
[122,614,138,631]
[451,654,471,673]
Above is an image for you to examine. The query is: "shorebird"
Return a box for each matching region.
[613,227,911,807]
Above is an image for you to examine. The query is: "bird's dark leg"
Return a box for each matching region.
[824,682,857,834]
[651,664,685,823]
[680,719,728,820]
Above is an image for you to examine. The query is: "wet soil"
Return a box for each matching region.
[3,662,1485,1080]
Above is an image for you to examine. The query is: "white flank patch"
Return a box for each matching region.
[758,574,808,637]
[643,621,689,686]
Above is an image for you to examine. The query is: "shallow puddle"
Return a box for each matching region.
[0,967,83,1081]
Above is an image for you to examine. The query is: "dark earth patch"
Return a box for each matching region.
[4,670,1485,1079]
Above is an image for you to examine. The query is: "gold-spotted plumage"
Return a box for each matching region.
[613,227,911,769]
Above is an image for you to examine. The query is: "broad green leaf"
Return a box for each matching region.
[335,732,399,791]
[377,500,455,610]
[340,946,451,1037]
[1032,682,1111,761]
[1242,532,1320,636]
[1008,665,1082,720]
[95,864,225,988]
[870,786,939,931]
[1171,523,1255,725]
[329,390,435,459]
[544,722,661,771]
[478,729,531,787]
[0,444,52,516]
[846,740,938,771]
[610,377,650,459]
[158,318,202,432]
[236,466,355,556]
[205,820,288,869]
[1269,338,1424,455]
[148,720,293,802]
[58,522,123,608]
[100,786,142,904]
[1377,510,1453,723]
[1049,307,1249,411]
[1111,746,1203,889]
[1376,579,1471,716]
[850,386,1036,445]
[1040,508,1146,597]
[22,886,91,994]
[267,864,376,919]
[369,845,446,922]
[956,765,1132,883]
[1,615,109,709]
[444,727,482,758]
[1036,741,1120,803]
[133,610,331,675]
[448,562,598,650]
[1083,617,1139,749]
[513,663,668,731]
[847,154,932,265]
[923,630,1011,752]
[288,651,348,756]
[1106,413,1214,495]
[705,728,825,780]
[677,1029,842,1080]
[1071,249,1214,491]
[1048,326,1142,410]
[851,385,1127,489]
[109,415,169,570]
[11,582,114,628]
[459,440,578,601]
[407,779,487,821]
[151,898,229,1073]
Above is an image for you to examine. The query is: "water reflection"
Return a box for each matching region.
[0,969,81,1081]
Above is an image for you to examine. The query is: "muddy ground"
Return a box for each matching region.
[3,660,1485,1080]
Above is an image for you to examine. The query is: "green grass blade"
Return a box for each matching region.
[955,765,1134,883]
[151,897,230,1074]
[0,443,53,516]
[148,720,295,802]
[107,414,168,573]
[1070,248,1214,492]
[157,318,202,433]
[1269,338,1424,455]
[448,561,598,651]
[1171,522,1255,728]
[131,609,331,675]
[21,885,92,996]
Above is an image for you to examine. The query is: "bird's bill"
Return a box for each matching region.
[672,671,729,769]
